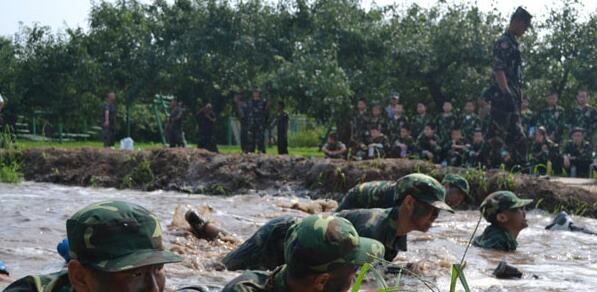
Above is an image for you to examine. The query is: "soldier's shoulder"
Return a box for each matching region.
[494,34,514,48]
[4,270,71,292]
[222,270,272,292]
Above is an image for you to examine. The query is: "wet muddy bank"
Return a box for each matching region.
[17,147,597,217]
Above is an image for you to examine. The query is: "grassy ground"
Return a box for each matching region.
[16,140,324,158]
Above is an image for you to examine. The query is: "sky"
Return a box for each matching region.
[0,0,595,37]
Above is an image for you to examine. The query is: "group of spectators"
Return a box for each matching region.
[321,90,596,178]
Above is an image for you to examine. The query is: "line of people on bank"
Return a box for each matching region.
[322,90,596,178]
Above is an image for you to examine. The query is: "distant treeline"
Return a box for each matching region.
[0,0,594,142]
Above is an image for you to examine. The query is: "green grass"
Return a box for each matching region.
[16,140,324,158]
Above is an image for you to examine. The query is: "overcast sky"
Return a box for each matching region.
[1,0,595,37]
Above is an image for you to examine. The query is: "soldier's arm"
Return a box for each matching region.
[493,39,513,95]
[495,70,511,95]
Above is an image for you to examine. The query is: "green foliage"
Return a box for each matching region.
[288,128,322,148]
[0,0,594,143]
[121,157,155,189]
[496,164,515,190]
[0,128,23,183]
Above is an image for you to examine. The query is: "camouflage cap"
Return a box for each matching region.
[284,215,385,274]
[480,191,532,221]
[442,174,470,196]
[394,173,454,213]
[66,201,182,272]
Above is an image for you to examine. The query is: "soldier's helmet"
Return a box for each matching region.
[284,214,384,274]
[442,174,471,197]
[480,191,532,222]
[394,173,454,213]
[66,200,182,272]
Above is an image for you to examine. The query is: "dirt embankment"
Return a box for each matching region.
[20,147,597,217]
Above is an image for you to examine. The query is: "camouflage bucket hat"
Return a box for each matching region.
[284,215,385,274]
[395,173,453,213]
[442,174,470,196]
[480,191,532,221]
[66,201,182,272]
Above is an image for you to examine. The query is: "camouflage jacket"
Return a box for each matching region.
[467,141,486,166]
[411,114,432,139]
[436,113,458,143]
[392,136,416,158]
[246,99,268,129]
[461,113,481,142]
[473,224,517,251]
[222,265,287,292]
[387,114,409,141]
[537,106,566,142]
[568,105,597,136]
[322,141,347,159]
[221,216,299,271]
[529,139,558,165]
[352,111,370,144]
[367,116,388,133]
[336,181,397,211]
[416,134,442,161]
[221,208,405,271]
[4,270,72,292]
[562,141,593,162]
[493,31,522,94]
[443,138,469,166]
[336,208,407,261]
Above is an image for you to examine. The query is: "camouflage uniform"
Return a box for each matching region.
[363,133,391,159]
[473,191,532,251]
[5,201,182,291]
[536,105,566,143]
[336,174,452,213]
[351,110,370,146]
[391,135,416,158]
[222,214,384,292]
[416,133,442,162]
[411,114,432,140]
[485,29,528,165]
[568,105,597,141]
[467,140,486,167]
[436,113,458,144]
[367,116,388,133]
[442,138,469,167]
[322,141,347,159]
[529,138,559,168]
[102,102,117,147]
[387,114,409,142]
[246,99,268,153]
[461,113,481,143]
[562,137,593,178]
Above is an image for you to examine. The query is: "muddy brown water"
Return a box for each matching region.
[1,182,596,291]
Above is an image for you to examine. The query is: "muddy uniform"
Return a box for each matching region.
[537,106,566,143]
[246,99,268,153]
[221,208,405,271]
[473,224,518,251]
[411,114,432,140]
[336,181,398,211]
[223,215,384,292]
[473,191,532,251]
[485,31,527,164]
[436,113,457,144]
[443,138,469,167]
[322,141,347,159]
[461,113,481,143]
[416,134,442,162]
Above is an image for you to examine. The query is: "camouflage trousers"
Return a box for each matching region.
[246,126,266,153]
[486,108,528,165]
